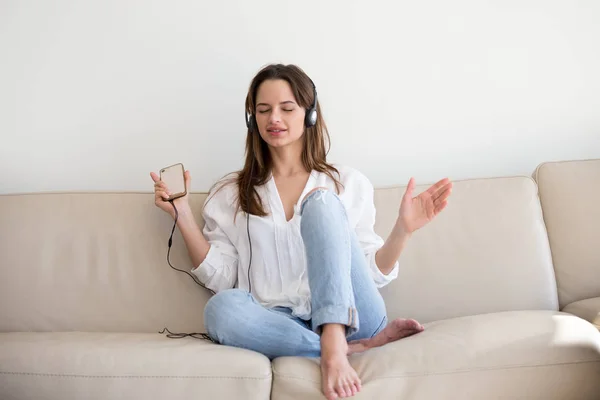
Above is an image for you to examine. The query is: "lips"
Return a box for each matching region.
[267,128,287,136]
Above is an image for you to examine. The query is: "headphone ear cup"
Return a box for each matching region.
[246,114,255,131]
[305,108,317,128]
[305,82,318,128]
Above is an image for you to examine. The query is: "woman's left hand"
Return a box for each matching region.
[398,177,453,234]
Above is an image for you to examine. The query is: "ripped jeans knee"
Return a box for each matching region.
[300,187,329,208]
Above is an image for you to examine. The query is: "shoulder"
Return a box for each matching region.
[330,164,374,195]
[319,164,374,227]
[323,164,375,220]
[203,173,240,216]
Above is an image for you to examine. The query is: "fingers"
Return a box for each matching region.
[153,178,171,201]
[403,177,415,199]
[155,190,170,202]
[429,180,453,206]
[184,170,191,189]
[154,181,170,193]
[434,200,448,214]
[150,171,171,194]
[426,177,452,196]
[433,184,452,203]
[407,177,453,199]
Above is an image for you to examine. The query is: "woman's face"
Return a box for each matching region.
[254,79,306,149]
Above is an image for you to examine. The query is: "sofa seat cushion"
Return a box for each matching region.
[272,310,600,400]
[563,297,600,329]
[0,332,271,400]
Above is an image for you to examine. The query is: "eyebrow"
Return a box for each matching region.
[256,101,297,107]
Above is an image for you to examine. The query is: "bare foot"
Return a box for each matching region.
[320,324,362,399]
[348,318,424,355]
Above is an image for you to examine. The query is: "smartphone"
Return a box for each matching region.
[159,163,187,201]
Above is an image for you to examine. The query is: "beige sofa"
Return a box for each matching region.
[1,158,599,399]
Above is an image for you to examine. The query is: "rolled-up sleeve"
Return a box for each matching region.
[353,175,399,287]
[191,189,239,292]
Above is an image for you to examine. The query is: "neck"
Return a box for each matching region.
[269,141,307,177]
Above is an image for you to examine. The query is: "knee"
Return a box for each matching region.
[299,187,347,223]
[204,289,250,336]
[301,187,329,206]
[300,187,340,215]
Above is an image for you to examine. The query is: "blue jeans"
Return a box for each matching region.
[203,189,388,359]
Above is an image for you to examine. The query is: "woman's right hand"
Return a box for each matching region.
[150,170,192,219]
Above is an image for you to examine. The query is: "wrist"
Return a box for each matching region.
[170,201,192,219]
[393,218,412,239]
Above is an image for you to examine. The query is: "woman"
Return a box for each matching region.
[151,64,452,400]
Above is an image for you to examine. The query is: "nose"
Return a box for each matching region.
[268,108,282,124]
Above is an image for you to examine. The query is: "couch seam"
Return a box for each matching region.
[375,174,537,191]
[0,371,272,380]
[0,173,539,197]
[272,359,600,384]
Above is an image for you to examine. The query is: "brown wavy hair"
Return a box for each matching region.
[209,63,343,217]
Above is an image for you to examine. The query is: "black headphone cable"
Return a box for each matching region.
[159,199,215,342]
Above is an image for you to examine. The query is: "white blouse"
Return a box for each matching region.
[191,164,399,319]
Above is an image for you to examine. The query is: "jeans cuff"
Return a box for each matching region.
[311,304,359,337]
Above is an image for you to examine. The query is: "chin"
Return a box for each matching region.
[265,139,292,148]
[262,132,302,148]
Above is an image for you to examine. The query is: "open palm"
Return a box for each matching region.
[399,177,453,234]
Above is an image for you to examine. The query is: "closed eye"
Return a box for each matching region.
[258,108,295,113]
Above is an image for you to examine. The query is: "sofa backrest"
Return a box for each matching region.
[0,193,213,334]
[534,158,600,309]
[0,175,559,333]
[374,176,558,323]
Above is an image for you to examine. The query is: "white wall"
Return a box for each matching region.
[1,0,599,194]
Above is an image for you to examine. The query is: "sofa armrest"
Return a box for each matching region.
[562,297,600,330]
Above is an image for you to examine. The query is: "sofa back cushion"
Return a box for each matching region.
[534,159,600,309]
[0,175,558,332]
[374,176,558,323]
[0,192,213,333]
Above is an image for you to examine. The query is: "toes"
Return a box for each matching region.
[395,328,423,340]
[325,388,338,400]
[409,319,424,330]
[392,318,423,332]
[343,381,353,397]
[337,382,348,397]
[355,375,362,392]
[324,379,338,400]
[405,319,420,330]
[411,321,424,331]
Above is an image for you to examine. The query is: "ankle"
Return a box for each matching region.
[321,323,346,337]
[320,324,348,356]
